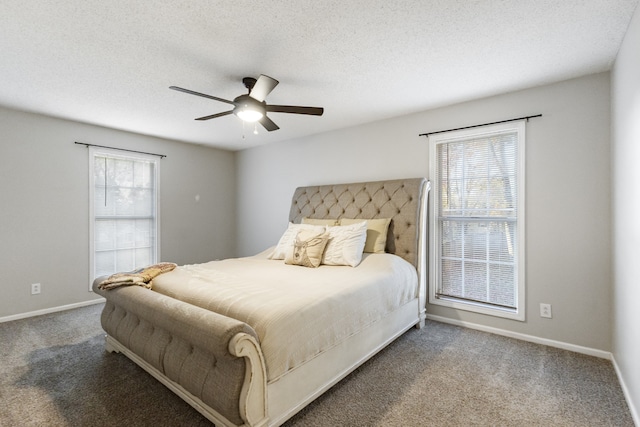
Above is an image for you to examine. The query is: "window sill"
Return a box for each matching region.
[429,295,525,321]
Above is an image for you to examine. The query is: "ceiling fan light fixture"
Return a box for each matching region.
[235,106,264,122]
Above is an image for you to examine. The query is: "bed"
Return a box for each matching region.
[93,177,430,427]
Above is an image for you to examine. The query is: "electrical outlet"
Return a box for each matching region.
[31,283,41,295]
[540,303,552,318]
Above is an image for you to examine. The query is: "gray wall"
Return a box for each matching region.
[612,2,640,421]
[0,107,236,318]
[236,72,612,353]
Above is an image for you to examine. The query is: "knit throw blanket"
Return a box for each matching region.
[97,262,177,290]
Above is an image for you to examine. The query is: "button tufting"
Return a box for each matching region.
[291,179,421,268]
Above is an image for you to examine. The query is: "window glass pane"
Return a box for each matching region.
[439,218,516,304]
[133,188,154,216]
[95,220,115,251]
[441,220,462,258]
[91,151,158,280]
[441,259,462,296]
[95,251,115,278]
[112,158,133,188]
[116,249,135,272]
[489,263,515,306]
[463,222,487,261]
[437,132,517,219]
[463,260,487,301]
[115,220,135,249]
[135,247,152,267]
[135,219,153,247]
[488,222,515,264]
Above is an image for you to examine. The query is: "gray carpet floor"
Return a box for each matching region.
[0,303,633,426]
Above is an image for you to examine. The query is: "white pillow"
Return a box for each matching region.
[322,221,368,267]
[270,223,327,260]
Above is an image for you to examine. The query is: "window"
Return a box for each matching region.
[429,121,525,320]
[89,148,159,286]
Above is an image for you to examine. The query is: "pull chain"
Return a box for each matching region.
[104,157,107,207]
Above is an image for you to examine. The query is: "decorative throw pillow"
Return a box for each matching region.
[284,229,329,268]
[270,223,326,260]
[322,221,368,267]
[301,217,340,226]
[340,218,392,253]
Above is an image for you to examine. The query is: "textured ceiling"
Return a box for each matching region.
[0,1,637,151]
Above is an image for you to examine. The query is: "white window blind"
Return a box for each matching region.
[89,148,159,285]
[429,121,525,320]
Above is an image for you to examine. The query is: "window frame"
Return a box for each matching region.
[428,121,526,321]
[88,147,160,289]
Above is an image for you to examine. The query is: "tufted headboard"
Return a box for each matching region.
[288,177,429,270]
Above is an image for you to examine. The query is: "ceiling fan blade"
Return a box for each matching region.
[259,115,280,132]
[267,105,324,116]
[249,75,279,102]
[195,110,233,121]
[169,86,234,105]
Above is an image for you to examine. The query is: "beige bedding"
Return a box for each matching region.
[151,249,418,382]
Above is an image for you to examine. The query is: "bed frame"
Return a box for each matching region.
[93,177,430,427]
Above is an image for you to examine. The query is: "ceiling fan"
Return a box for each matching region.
[169,74,324,132]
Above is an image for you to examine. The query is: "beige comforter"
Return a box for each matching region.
[151,249,418,382]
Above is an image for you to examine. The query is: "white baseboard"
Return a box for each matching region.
[611,355,640,427]
[425,313,612,360]
[0,298,105,323]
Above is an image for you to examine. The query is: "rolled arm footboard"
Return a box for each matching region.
[93,283,268,427]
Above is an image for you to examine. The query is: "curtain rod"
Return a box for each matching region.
[74,142,166,158]
[418,114,542,138]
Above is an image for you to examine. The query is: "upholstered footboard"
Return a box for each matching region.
[93,283,268,427]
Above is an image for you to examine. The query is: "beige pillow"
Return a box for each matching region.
[285,229,329,268]
[302,217,340,226]
[340,218,392,253]
[270,223,326,260]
